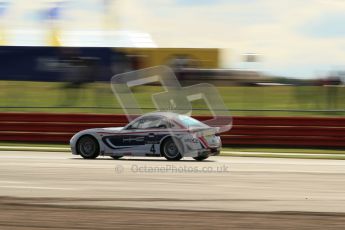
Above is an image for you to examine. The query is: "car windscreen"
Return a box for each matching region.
[177,115,208,128]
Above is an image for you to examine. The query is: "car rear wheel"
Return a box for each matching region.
[193,156,208,161]
[161,137,182,161]
[77,135,100,159]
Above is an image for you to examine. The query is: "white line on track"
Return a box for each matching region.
[0,185,76,190]
[0,181,26,184]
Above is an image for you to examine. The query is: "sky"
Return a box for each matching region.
[2,0,345,78]
[119,0,345,78]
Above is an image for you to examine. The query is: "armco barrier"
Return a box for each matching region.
[0,112,344,148]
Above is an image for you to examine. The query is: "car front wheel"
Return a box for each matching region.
[77,135,100,159]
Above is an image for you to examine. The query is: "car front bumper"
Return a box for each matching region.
[197,147,221,157]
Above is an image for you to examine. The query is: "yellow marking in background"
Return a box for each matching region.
[48,27,61,46]
[0,24,6,45]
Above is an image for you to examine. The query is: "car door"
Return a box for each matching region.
[118,116,162,155]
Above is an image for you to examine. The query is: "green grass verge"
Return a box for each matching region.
[221,147,345,160]
[0,81,344,116]
[222,147,345,154]
[0,142,69,152]
[0,142,69,148]
[1,142,344,159]
[221,152,345,160]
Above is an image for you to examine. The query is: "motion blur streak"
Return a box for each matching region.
[1,151,345,213]
[0,0,344,228]
[1,151,345,228]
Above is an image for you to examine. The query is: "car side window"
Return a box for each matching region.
[126,117,162,130]
[157,119,174,129]
[126,118,149,130]
[126,117,177,130]
[142,119,160,129]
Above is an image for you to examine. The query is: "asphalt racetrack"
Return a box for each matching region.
[1,151,345,229]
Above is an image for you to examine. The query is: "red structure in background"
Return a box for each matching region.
[0,113,344,148]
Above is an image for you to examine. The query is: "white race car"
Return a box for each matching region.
[70,112,221,161]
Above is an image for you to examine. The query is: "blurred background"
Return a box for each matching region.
[0,0,344,116]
